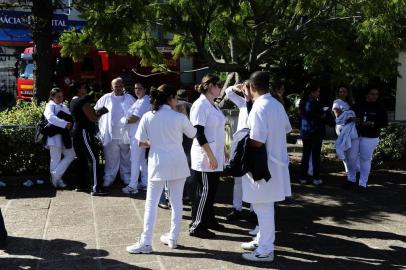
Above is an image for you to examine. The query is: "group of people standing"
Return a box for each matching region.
[299,84,388,191]
[40,71,291,262]
[39,70,387,263]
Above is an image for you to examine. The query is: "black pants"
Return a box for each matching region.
[189,170,220,232]
[0,209,7,242]
[72,129,103,190]
[300,136,323,179]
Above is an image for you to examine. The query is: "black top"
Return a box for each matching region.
[352,101,388,138]
[69,96,96,133]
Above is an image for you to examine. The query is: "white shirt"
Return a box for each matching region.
[332,99,350,112]
[225,86,249,131]
[190,94,226,172]
[242,93,292,203]
[94,93,135,145]
[126,95,151,138]
[44,100,71,148]
[136,105,196,181]
[110,95,125,139]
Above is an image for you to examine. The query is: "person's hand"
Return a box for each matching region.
[234,84,244,92]
[208,154,218,170]
[119,117,128,126]
[65,122,72,129]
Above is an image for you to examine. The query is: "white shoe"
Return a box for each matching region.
[241,240,258,251]
[160,233,177,249]
[242,250,274,262]
[122,185,138,194]
[56,180,67,188]
[313,179,323,186]
[103,178,114,187]
[126,242,152,254]
[248,225,259,236]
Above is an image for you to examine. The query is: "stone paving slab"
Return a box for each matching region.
[1,159,405,270]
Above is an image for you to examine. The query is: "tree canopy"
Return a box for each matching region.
[61,0,405,89]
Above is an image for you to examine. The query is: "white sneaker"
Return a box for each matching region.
[241,240,258,251]
[126,242,153,254]
[122,185,138,194]
[160,233,177,249]
[313,179,323,185]
[103,178,114,187]
[248,225,259,236]
[242,250,274,262]
[56,180,67,188]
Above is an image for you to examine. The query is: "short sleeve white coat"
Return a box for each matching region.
[44,100,71,148]
[242,93,292,203]
[125,95,151,139]
[225,86,249,131]
[135,105,196,181]
[190,94,226,172]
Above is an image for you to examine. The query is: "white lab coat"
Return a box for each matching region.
[335,110,358,160]
[242,93,292,203]
[135,105,196,181]
[190,94,226,172]
[94,93,135,146]
[225,86,249,131]
[44,100,71,148]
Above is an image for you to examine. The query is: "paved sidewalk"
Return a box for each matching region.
[0,160,405,270]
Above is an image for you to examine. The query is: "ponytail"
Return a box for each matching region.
[150,84,177,111]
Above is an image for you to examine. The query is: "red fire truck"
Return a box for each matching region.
[16,45,181,100]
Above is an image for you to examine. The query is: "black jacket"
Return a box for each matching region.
[225,133,271,181]
[43,110,73,149]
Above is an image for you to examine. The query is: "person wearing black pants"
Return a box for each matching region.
[189,74,226,239]
[0,208,7,248]
[69,82,108,196]
[299,83,326,185]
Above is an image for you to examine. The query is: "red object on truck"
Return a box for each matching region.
[16,45,181,100]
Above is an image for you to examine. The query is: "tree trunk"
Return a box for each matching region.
[32,0,53,104]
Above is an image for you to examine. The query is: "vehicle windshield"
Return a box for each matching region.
[19,61,34,79]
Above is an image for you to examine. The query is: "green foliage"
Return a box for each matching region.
[374,123,406,166]
[0,101,49,175]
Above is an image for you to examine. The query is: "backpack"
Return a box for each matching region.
[34,115,49,145]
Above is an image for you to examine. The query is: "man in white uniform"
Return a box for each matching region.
[95,77,135,187]
[240,71,292,262]
[122,83,150,194]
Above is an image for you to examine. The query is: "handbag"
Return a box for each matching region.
[34,115,49,145]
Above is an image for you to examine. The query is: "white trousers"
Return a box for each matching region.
[103,139,131,184]
[233,177,243,210]
[141,178,185,246]
[252,202,275,255]
[128,139,148,188]
[347,137,379,187]
[49,146,75,184]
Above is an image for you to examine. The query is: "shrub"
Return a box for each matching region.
[0,101,49,175]
[374,122,406,166]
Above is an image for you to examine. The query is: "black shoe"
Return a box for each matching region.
[206,222,226,231]
[189,228,216,239]
[342,181,355,190]
[91,187,109,196]
[356,185,367,193]
[226,209,242,221]
[246,211,258,225]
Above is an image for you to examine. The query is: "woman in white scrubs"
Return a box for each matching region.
[126,84,196,254]
[44,88,75,188]
[189,74,226,239]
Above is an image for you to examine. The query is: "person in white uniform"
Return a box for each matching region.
[224,81,252,221]
[189,74,226,239]
[43,88,75,188]
[332,86,355,174]
[94,78,135,187]
[126,84,196,254]
[122,83,150,194]
[240,71,292,262]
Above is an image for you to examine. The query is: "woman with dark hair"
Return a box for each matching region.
[298,83,326,185]
[44,87,75,188]
[346,88,388,191]
[69,82,107,195]
[189,74,226,239]
[126,84,196,254]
